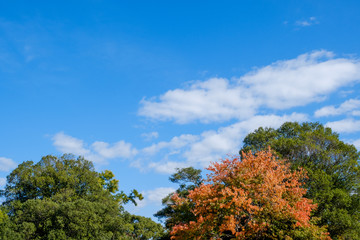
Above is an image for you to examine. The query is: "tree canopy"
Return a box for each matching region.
[2,121,358,239]
[241,122,360,239]
[170,149,330,239]
[0,154,164,240]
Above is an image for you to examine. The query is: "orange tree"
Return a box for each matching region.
[170,148,330,240]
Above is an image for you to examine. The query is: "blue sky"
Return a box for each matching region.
[1,0,360,220]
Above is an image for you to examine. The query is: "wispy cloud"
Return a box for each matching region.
[52,132,137,165]
[326,118,360,133]
[0,157,17,172]
[139,50,360,124]
[141,131,159,141]
[295,17,319,27]
[315,99,360,117]
[0,20,42,68]
[145,187,176,204]
[148,161,191,174]
[142,134,198,156]
[145,113,308,174]
[52,113,306,175]
[183,113,308,166]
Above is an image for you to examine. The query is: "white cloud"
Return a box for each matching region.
[0,157,17,172]
[50,51,360,182]
[183,113,308,168]
[139,78,257,123]
[142,134,199,156]
[0,177,7,188]
[326,118,360,133]
[240,50,360,109]
[92,141,138,159]
[315,99,360,117]
[148,161,191,174]
[146,187,176,203]
[139,51,360,124]
[52,132,90,156]
[52,132,137,164]
[145,113,308,174]
[142,134,199,174]
[295,17,319,27]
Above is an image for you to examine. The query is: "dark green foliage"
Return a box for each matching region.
[0,207,22,239]
[0,154,164,239]
[169,167,202,188]
[241,122,360,240]
[154,167,202,238]
[3,155,103,205]
[123,212,165,239]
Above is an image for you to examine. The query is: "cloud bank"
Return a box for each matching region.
[139,51,360,124]
[146,113,308,174]
[52,50,360,174]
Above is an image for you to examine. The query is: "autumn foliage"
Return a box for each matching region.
[170,148,331,239]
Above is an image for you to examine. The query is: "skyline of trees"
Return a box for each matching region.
[1,122,359,239]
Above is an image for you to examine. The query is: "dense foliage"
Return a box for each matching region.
[241,122,360,239]
[0,154,164,240]
[170,149,330,239]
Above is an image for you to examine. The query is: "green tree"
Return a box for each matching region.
[1,154,164,239]
[123,212,165,239]
[0,207,21,239]
[154,167,202,238]
[241,122,360,240]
